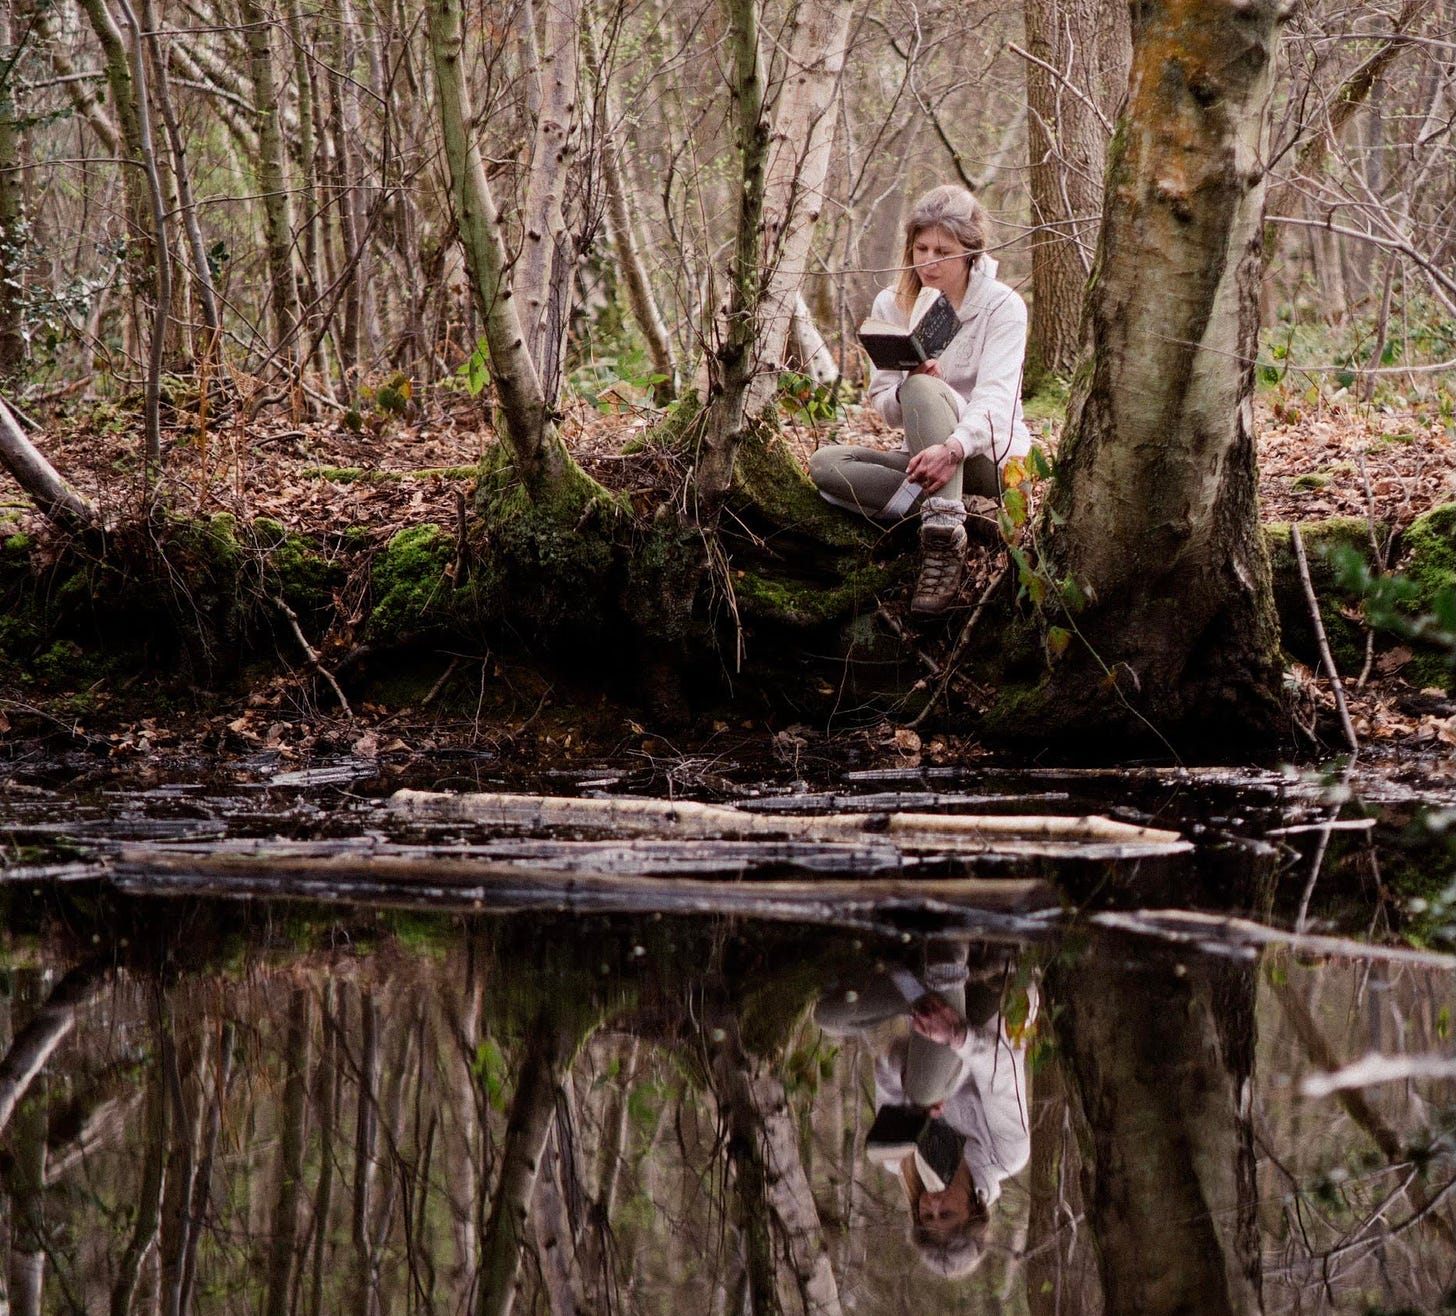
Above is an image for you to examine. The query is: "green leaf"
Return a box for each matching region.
[1059,576,1087,611]
[1046,625,1071,660]
[1028,445,1053,481]
[1003,487,1027,528]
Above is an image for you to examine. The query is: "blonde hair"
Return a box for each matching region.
[895,185,988,315]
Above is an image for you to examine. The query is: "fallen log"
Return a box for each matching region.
[386,788,1192,856]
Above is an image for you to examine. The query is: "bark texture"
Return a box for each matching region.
[1029,0,1286,747]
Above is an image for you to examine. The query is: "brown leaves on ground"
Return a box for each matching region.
[1,386,1451,767]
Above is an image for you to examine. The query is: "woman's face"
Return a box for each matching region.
[911,225,972,303]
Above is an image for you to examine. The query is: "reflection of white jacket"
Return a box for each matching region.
[866,255,1032,469]
[872,1001,1034,1208]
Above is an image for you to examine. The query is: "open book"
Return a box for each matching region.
[857,287,961,371]
[865,1104,966,1192]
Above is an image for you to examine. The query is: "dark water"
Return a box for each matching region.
[0,758,1453,1314]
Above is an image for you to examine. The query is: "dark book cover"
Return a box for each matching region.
[857,291,962,371]
[865,1104,966,1192]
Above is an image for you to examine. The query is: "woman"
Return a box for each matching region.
[809,185,1031,616]
[814,943,1035,1281]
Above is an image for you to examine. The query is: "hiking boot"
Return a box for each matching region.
[911,496,967,616]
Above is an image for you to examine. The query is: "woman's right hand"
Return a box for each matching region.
[907,358,942,379]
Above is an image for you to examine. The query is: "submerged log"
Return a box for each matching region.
[386,789,1190,854]
[111,848,1061,922]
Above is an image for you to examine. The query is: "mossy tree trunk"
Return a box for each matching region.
[1026,0,1286,748]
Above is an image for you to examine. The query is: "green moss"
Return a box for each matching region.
[471,443,630,646]
[1291,472,1331,491]
[732,562,892,629]
[1265,519,1379,675]
[248,518,342,619]
[302,465,480,484]
[4,531,30,558]
[728,428,871,550]
[368,524,460,638]
[1399,503,1455,689]
[621,389,705,456]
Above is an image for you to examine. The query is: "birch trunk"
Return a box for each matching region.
[745,0,853,415]
[110,1070,167,1316]
[6,1075,46,1316]
[148,8,221,342]
[710,1023,843,1316]
[427,0,575,494]
[0,961,107,1135]
[0,3,25,379]
[240,0,300,366]
[76,0,149,244]
[587,17,677,402]
[477,1013,579,1316]
[1029,0,1286,746]
[266,990,311,1316]
[695,0,770,512]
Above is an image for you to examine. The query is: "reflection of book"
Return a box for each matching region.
[865,1104,966,1192]
[857,288,961,370]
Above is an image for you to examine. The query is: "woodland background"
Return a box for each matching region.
[0,0,1451,749]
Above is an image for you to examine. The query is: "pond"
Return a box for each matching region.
[0,757,1453,1314]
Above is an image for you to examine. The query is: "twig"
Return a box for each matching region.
[271,595,352,717]
[909,565,1007,729]
[421,656,461,708]
[1291,524,1359,757]
[875,607,938,676]
[1355,452,1385,689]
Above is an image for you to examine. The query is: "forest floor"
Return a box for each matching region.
[2,386,1453,778]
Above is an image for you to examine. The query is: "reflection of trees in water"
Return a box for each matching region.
[0,913,1450,1313]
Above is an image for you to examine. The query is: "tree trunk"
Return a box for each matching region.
[266,989,311,1316]
[587,17,677,402]
[695,0,771,514]
[745,0,853,412]
[515,0,580,397]
[1053,939,1262,1315]
[1022,0,1129,392]
[477,1013,577,1316]
[0,961,107,1135]
[426,0,578,496]
[710,1020,842,1316]
[240,0,300,369]
[1026,0,1286,748]
[0,3,26,380]
[0,397,98,528]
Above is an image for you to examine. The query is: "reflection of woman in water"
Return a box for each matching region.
[815,948,1035,1279]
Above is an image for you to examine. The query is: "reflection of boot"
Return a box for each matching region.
[911,497,967,616]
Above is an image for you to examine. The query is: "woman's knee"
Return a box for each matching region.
[809,444,846,490]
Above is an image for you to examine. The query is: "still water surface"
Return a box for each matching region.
[0,760,1452,1314]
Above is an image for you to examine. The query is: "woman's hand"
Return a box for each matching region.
[906,359,942,379]
[906,442,961,495]
[910,992,968,1048]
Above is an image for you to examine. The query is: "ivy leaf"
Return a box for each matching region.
[1047,626,1072,660]
[1003,487,1027,529]
[1028,445,1053,481]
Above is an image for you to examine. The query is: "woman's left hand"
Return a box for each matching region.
[907,442,961,495]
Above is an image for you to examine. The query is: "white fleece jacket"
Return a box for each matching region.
[866,256,1032,469]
